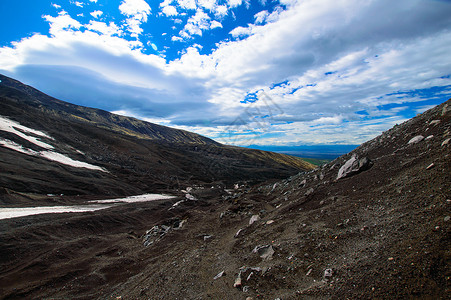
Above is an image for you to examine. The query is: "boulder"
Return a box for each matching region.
[249,214,260,225]
[337,156,372,180]
[252,245,275,260]
[408,135,424,145]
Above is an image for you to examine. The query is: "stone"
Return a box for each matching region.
[426,163,435,170]
[408,135,424,145]
[444,216,450,222]
[305,188,314,196]
[442,138,450,146]
[425,135,433,140]
[337,155,372,180]
[429,120,441,126]
[324,268,333,279]
[233,275,242,288]
[185,194,197,201]
[252,245,275,260]
[442,103,450,116]
[235,228,244,238]
[249,214,260,225]
[213,271,225,280]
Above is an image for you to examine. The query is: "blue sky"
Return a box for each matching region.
[0,0,451,146]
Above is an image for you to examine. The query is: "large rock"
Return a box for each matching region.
[337,155,373,180]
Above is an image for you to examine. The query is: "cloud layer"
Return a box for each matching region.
[1,0,451,146]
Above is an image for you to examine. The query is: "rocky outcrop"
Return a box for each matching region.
[337,155,373,180]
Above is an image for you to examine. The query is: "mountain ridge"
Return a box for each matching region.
[0,74,315,197]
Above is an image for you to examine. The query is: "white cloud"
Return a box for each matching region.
[2,0,451,146]
[210,20,223,29]
[74,1,84,8]
[119,0,151,18]
[197,0,217,11]
[119,0,151,37]
[254,10,269,24]
[162,5,178,16]
[43,12,82,36]
[215,5,228,18]
[227,0,242,8]
[52,4,61,9]
[87,21,121,36]
[89,0,98,2]
[180,9,211,38]
[90,10,103,18]
[229,26,253,38]
[172,36,183,42]
[175,0,197,10]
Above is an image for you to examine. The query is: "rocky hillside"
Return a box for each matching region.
[0,99,448,299]
[0,74,314,198]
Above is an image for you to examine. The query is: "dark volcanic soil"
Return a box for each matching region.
[0,100,450,299]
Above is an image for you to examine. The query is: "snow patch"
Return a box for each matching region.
[0,204,114,220]
[0,194,176,220]
[0,116,54,149]
[0,115,107,172]
[89,194,176,203]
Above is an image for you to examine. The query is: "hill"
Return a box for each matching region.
[0,74,314,198]
[0,74,449,298]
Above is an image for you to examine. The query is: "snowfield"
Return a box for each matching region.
[0,194,176,220]
[0,116,107,172]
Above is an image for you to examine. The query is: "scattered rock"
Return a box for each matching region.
[425,135,433,140]
[408,135,424,145]
[213,271,225,280]
[252,245,275,260]
[426,163,435,170]
[142,225,171,247]
[266,220,275,225]
[442,138,450,146]
[185,194,197,201]
[235,228,245,238]
[442,103,450,116]
[429,120,441,126]
[324,268,333,279]
[337,155,373,180]
[203,235,213,241]
[299,179,307,187]
[305,188,314,196]
[306,268,313,276]
[233,274,242,288]
[444,216,450,222]
[249,214,260,225]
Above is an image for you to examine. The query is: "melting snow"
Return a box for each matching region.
[0,116,54,149]
[89,193,176,204]
[0,194,176,220]
[0,116,107,172]
[0,204,114,220]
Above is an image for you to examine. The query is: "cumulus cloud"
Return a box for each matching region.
[210,20,223,29]
[1,0,451,146]
[229,25,254,38]
[90,10,103,18]
[254,10,269,24]
[119,0,151,37]
[180,9,211,38]
[162,5,178,16]
[74,1,84,8]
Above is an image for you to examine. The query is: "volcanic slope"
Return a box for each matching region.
[0,98,449,299]
[0,74,314,199]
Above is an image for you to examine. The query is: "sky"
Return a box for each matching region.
[0,0,451,147]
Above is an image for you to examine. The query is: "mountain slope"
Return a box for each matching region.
[1,98,447,299]
[0,74,314,197]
